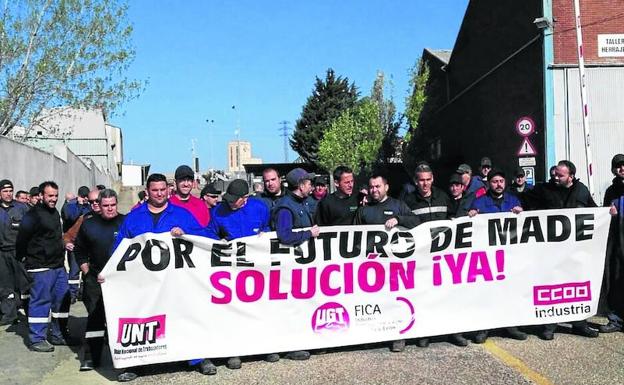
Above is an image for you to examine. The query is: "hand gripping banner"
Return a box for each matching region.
[101,208,610,368]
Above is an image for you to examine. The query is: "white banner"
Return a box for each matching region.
[101,208,610,368]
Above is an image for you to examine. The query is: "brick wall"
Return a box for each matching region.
[553,0,624,64]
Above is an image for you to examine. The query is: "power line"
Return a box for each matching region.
[278,121,291,163]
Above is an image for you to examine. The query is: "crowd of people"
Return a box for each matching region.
[1,154,623,382]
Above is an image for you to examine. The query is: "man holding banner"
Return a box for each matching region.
[468,168,527,343]
[523,160,599,340]
[112,173,207,381]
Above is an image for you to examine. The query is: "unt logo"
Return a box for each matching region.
[117,315,166,347]
[311,302,350,333]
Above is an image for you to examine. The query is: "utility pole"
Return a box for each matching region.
[278,120,291,163]
[205,119,214,170]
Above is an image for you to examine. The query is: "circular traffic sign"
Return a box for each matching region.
[515,116,535,137]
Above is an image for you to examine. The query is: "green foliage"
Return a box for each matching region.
[0,0,144,137]
[404,57,430,137]
[291,68,358,166]
[371,70,401,163]
[318,98,382,174]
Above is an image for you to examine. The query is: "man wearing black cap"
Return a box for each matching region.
[206,179,270,242]
[0,179,30,325]
[306,176,328,218]
[28,187,40,208]
[205,179,271,370]
[448,173,475,219]
[273,168,319,246]
[169,165,210,227]
[270,168,318,361]
[469,157,492,196]
[597,154,624,333]
[200,184,221,213]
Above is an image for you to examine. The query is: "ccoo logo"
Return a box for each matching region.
[311,302,350,333]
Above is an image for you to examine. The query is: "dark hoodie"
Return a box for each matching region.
[16,203,64,270]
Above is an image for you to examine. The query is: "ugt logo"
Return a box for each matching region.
[311,302,350,333]
[117,315,166,347]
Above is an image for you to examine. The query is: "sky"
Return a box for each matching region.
[111,0,470,173]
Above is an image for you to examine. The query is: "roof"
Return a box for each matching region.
[424,49,453,65]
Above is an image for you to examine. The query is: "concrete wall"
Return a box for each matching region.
[0,135,116,202]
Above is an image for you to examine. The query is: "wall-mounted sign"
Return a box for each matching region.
[519,157,536,167]
[515,117,535,137]
[598,34,624,57]
[518,138,537,156]
[522,167,535,185]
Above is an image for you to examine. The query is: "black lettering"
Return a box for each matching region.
[173,238,195,268]
[547,215,571,242]
[339,231,362,258]
[211,243,232,267]
[317,232,337,261]
[430,226,452,252]
[488,218,517,246]
[575,213,594,241]
[116,243,141,271]
[235,242,253,267]
[366,231,389,257]
[520,216,545,243]
[455,222,472,249]
[141,240,170,271]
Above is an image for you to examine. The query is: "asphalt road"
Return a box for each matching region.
[1,303,623,385]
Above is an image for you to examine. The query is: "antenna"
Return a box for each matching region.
[278,120,291,163]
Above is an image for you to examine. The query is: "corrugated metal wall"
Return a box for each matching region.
[552,66,624,203]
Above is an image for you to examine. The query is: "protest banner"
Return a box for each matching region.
[101,208,610,368]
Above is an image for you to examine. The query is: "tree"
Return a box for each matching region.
[402,57,430,167]
[404,57,430,142]
[318,98,382,174]
[0,0,143,137]
[291,68,358,166]
[371,70,401,163]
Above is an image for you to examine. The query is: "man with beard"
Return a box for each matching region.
[258,168,285,209]
[354,173,414,352]
[17,181,71,352]
[468,169,526,344]
[74,189,125,372]
[523,160,599,340]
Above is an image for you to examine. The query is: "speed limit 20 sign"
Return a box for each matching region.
[515,117,535,137]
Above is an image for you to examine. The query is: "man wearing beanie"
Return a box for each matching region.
[0,179,30,325]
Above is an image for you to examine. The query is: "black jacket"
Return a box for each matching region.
[354,197,413,225]
[523,178,596,210]
[603,177,624,207]
[397,186,452,228]
[0,200,29,251]
[16,204,65,270]
[449,191,475,218]
[74,214,126,275]
[314,191,360,226]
